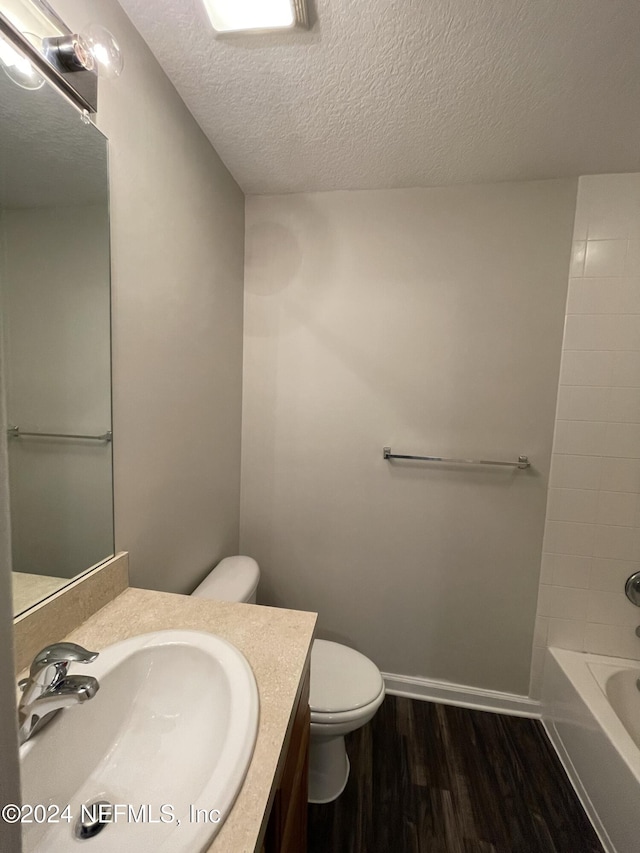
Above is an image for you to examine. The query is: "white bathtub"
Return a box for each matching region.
[543,647,640,853]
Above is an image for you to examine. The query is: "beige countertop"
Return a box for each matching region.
[58,587,317,853]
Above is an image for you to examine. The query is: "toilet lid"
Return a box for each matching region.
[310,640,384,714]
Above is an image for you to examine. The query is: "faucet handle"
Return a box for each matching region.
[31,642,98,670]
[18,644,100,745]
[29,643,99,688]
[43,674,100,701]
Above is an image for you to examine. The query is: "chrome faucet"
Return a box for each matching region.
[18,642,100,745]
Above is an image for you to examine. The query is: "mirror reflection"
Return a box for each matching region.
[0,56,113,616]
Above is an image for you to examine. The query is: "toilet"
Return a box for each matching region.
[192,555,385,803]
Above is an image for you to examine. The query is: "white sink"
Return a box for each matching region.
[20,630,259,852]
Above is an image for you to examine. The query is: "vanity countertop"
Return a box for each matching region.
[58,586,317,853]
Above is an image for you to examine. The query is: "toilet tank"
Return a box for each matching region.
[191,556,260,604]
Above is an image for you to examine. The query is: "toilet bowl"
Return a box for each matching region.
[309,639,385,802]
[191,556,385,803]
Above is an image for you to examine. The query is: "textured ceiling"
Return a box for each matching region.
[117,0,640,195]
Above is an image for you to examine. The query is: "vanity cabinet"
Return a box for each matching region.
[263,664,310,853]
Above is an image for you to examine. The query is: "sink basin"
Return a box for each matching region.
[20,630,259,852]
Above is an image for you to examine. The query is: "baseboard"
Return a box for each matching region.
[382,671,541,718]
[542,719,615,853]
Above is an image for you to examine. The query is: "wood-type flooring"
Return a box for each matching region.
[308,695,604,853]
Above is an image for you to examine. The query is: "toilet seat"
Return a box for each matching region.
[310,640,384,717]
[310,682,385,726]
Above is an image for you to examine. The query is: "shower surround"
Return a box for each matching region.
[533,174,640,696]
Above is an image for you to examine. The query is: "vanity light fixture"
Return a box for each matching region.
[202,0,308,34]
[43,24,123,80]
[0,9,123,112]
[40,23,123,111]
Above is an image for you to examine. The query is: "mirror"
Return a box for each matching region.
[0,43,113,617]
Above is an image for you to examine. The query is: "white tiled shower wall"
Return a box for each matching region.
[532,174,640,696]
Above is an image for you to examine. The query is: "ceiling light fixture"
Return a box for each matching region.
[202,0,308,34]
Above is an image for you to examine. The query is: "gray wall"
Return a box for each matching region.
[53,0,246,593]
[241,181,577,696]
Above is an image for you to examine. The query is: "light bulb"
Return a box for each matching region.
[76,24,123,79]
[0,32,45,90]
[43,24,123,80]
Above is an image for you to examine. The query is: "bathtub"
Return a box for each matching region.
[542,648,640,853]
